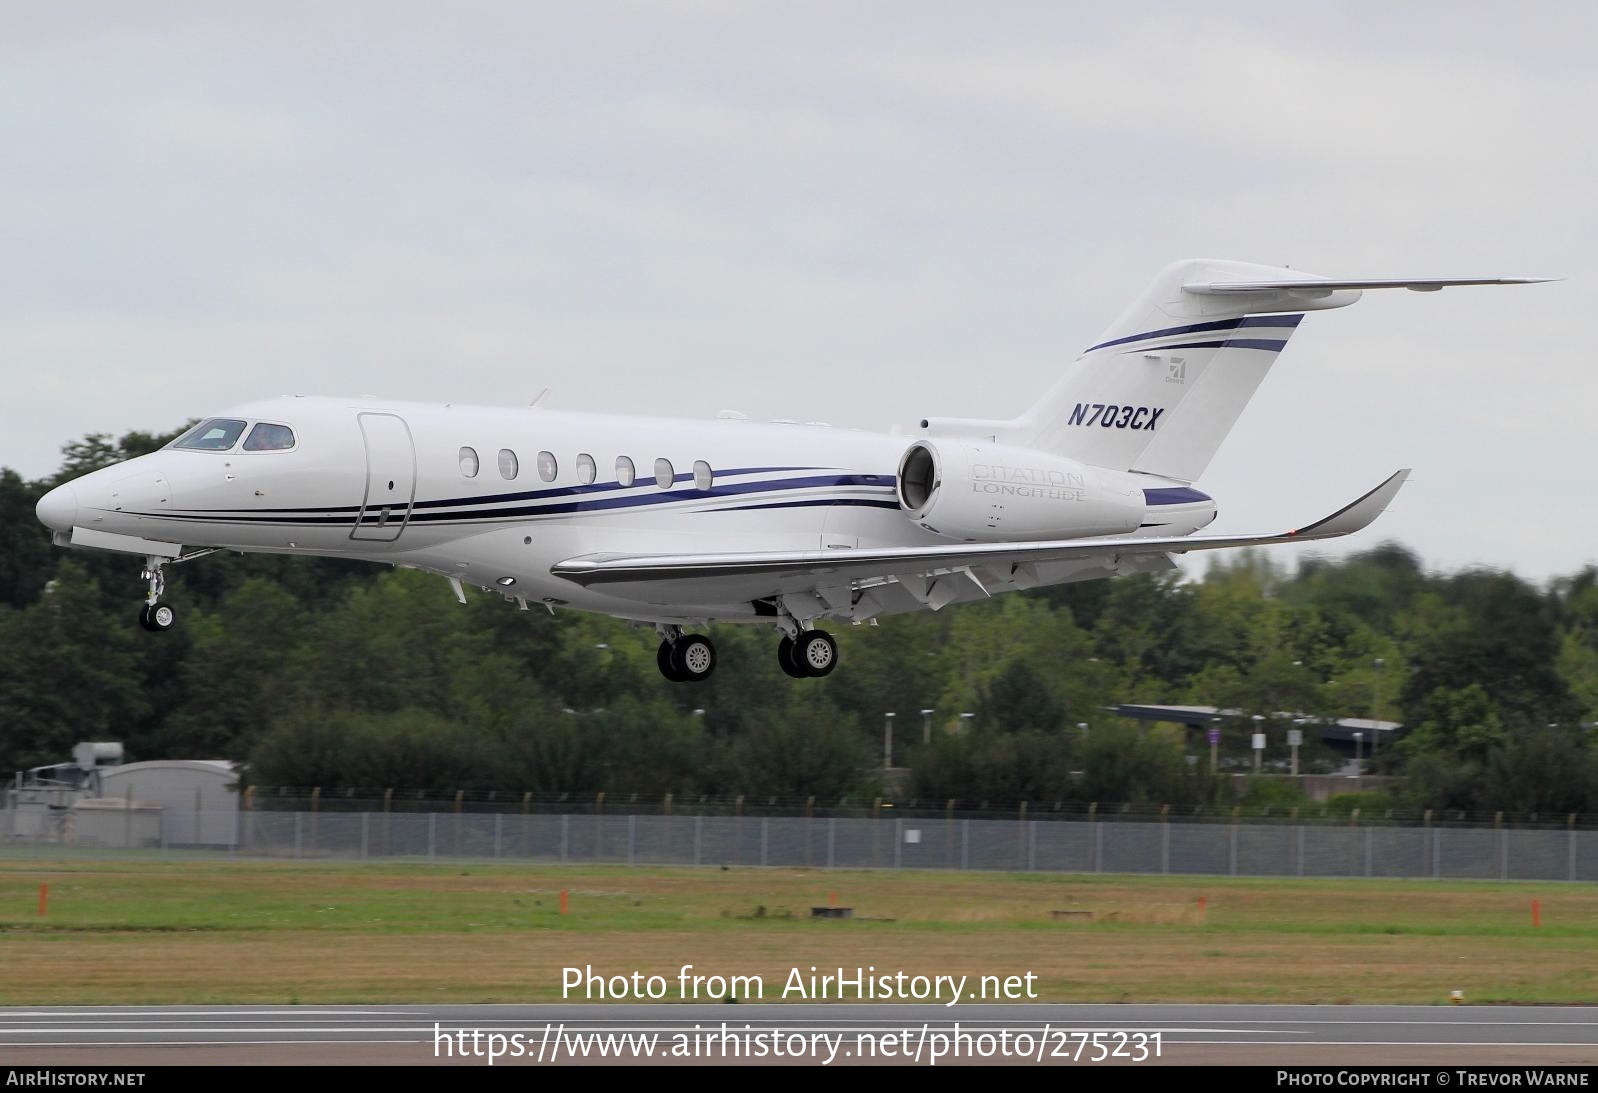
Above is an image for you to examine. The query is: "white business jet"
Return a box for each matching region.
[35,259,1544,682]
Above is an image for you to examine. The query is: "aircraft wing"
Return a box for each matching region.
[550,470,1410,605]
[1184,276,1552,295]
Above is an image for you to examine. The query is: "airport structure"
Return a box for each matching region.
[5,742,240,848]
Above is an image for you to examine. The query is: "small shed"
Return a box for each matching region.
[98,760,240,847]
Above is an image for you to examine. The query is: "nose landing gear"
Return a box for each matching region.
[137,557,176,632]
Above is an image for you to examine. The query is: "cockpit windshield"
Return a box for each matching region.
[169,418,248,451]
[244,422,296,451]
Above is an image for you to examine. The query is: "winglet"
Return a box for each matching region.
[1290,469,1411,540]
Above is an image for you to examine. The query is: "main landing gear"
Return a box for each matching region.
[778,629,838,679]
[656,630,717,683]
[137,557,176,632]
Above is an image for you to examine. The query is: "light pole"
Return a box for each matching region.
[1289,719,1305,777]
[1076,721,1089,739]
[959,712,975,733]
[1353,730,1364,779]
[1251,714,1266,774]
[1208,716,1223,773]
[883,712,896,770]
[921,708,935,745]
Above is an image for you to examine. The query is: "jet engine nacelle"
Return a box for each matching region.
[896,440,1144,542]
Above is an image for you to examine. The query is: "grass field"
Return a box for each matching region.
[2,855,1595,1006]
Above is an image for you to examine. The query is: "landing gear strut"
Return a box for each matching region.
[657,631,717,683]
[137,557,176,632]
[778,629,837,678]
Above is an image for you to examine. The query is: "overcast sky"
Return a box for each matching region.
[4,3,1595,580]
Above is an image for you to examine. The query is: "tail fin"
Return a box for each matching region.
[1011,259,1350,483]
[991,260,1549,483]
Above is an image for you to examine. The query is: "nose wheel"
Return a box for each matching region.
[139,602,177,632]
[778,629,837,678]
[137,556,176,633]
[657,633,717,683]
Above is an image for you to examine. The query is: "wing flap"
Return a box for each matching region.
[551,470,1410,597]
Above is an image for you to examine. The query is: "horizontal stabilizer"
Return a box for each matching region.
[1184,276,1553,296]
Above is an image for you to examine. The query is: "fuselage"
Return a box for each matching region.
[35,395,1217,624]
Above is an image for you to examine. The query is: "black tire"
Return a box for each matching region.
[657,640,685,682]
[794,629,838,677]
[669,634,716,682]
[139,602,176,632]
[776,635,808,679]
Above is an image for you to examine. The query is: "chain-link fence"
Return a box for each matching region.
[8,807,1596,881]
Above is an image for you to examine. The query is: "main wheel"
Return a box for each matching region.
[776,636,808,679]
[793,630,838,677]
[139,602,177,632]
[656,640,685,681]
[669,634,717,682]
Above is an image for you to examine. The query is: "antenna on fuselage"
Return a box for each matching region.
[529,388,551,408]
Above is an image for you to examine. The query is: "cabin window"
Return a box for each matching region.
[537,451,558,482]
[498,449,519,480]
[654,457,675,489]
[576,453,597,485]
[171,418,247,451]
[616,456,635,487]
[459,446,479,477]
[243,422,296,451]
[693,460,714,491]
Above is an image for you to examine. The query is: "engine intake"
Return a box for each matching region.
[896,440,1144,542]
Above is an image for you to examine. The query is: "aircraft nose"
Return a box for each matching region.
[35,483,79,533]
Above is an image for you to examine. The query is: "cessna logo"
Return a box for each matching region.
[1067,403,1165,430]
[970,463,1086,502]
[1166,357,1187,384]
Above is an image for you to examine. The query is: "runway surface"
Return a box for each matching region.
[3,1003,1597,1066]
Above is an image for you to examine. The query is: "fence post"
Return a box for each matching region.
[1028,819,1037,872]
[1433,823,1442,879]
[735,795,744,867]
[1570,814,1579,883]
[1093,813,1104,874]
[1364,826,1374,878]
[1500,820,1509,882]
[827,817,836,869]
[494,813,503,860]
[1019,802,1028,870]
[893,817,902,869]
[806,797,815,867]
[310,787,320,852]
[761,817,769,868]
[946,799,955,869]
[1160,803,1170,875]
[522,793,531,858]
[1423,810,1432,879]
[960,818,970,871]
[361,813,369,860]
[1296,822,1305,878]
[294,812,303,859]
[428,813,436,859]
[628,814,636,865]
[560,814,569,864]
[1229,807,1239,877]
[694,814,703,867]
